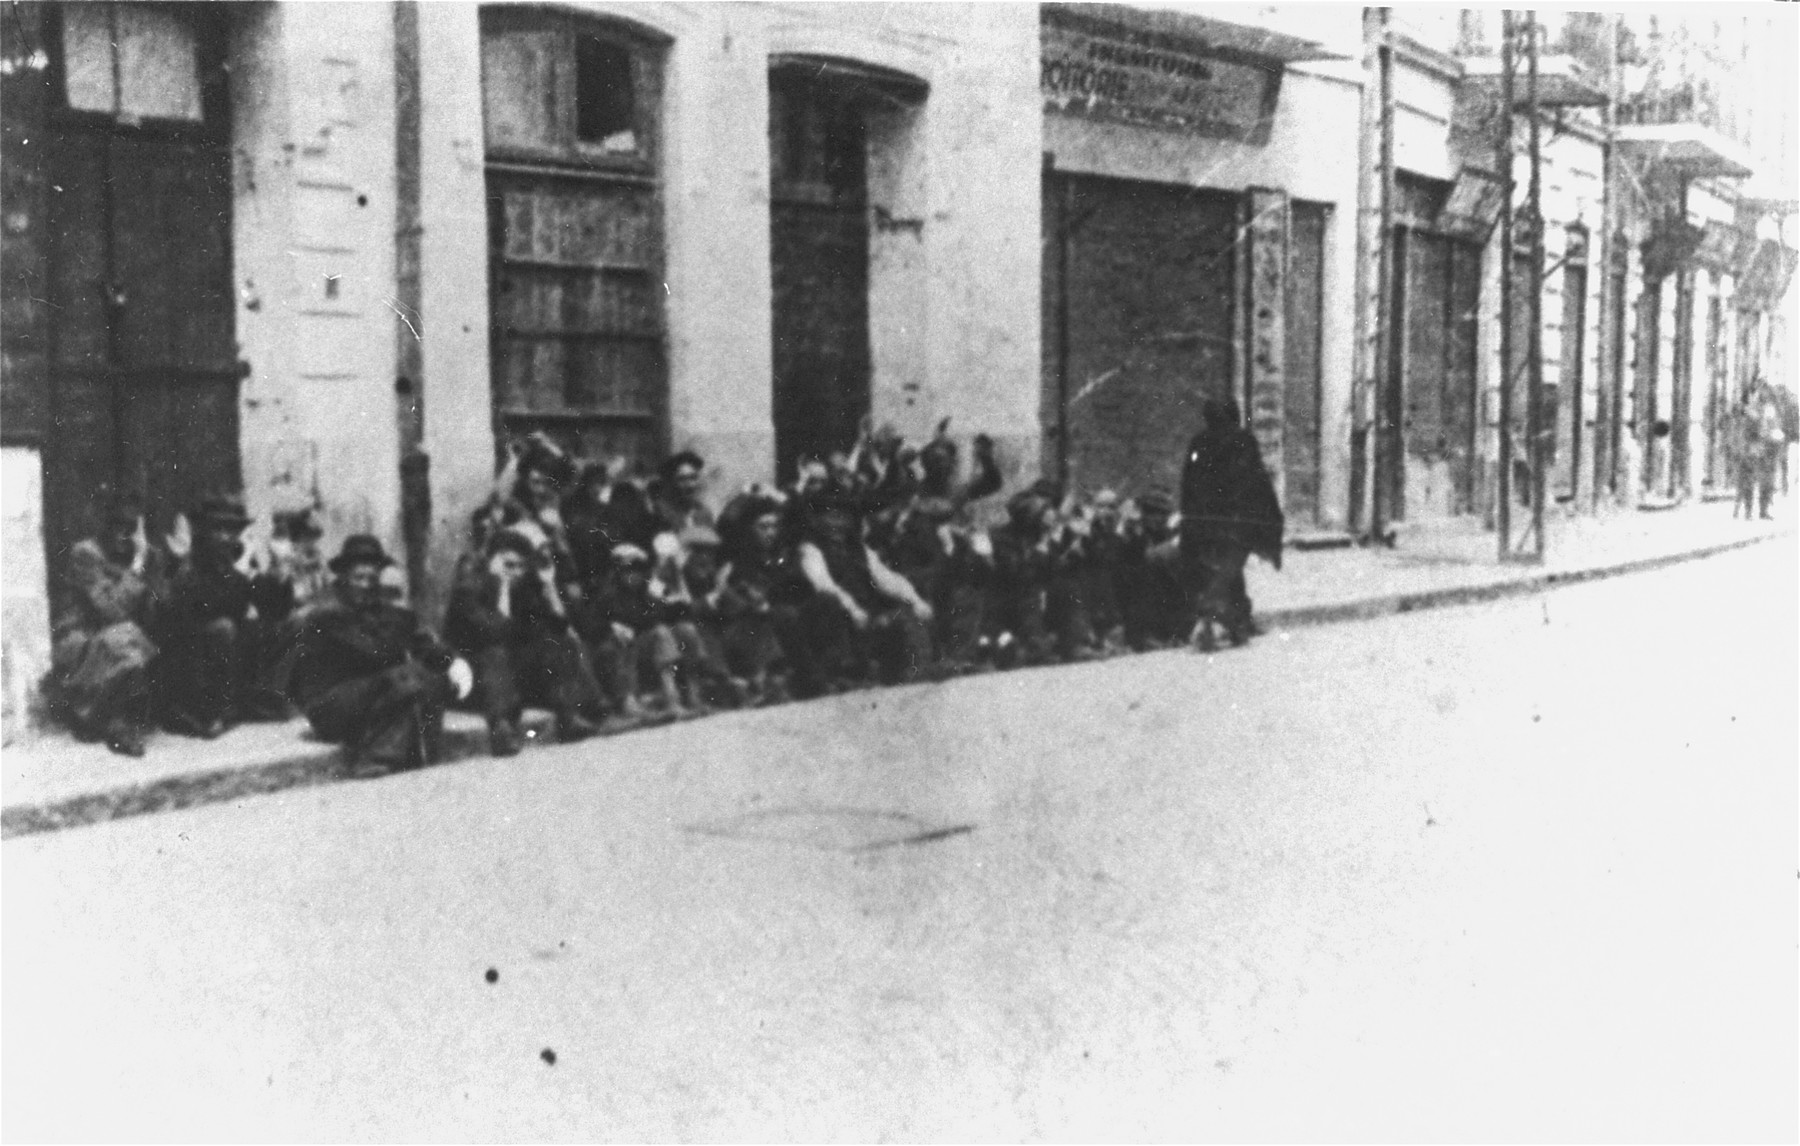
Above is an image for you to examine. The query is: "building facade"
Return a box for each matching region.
[2,2,1795,739]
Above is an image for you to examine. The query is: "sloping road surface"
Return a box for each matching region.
[5,538,1796,1140]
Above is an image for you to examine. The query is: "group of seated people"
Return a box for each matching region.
[48,399,1283,775]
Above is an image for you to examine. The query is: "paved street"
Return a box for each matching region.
[5,538,1796,1141]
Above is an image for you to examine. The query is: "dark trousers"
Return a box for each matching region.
[721,613,785,680]
[471,632,605,728]
[1116,562,1189,649]
[792,595,930,693]
[157,615,294,730]
[303,662,452,770]
[1190,545,1253,639]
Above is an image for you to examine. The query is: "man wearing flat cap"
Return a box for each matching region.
[153,493,298,738]
[289,535,473,776]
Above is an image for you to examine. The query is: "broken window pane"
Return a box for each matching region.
[575,35,636,152]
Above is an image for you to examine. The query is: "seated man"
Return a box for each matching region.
[987,487,1095,666]
[587,542,696,717]
[647,450,716,539]
[719,492,809,702]
[1114,489,1189,650]
[792,490,934,694]
[288,535,473,777]
[45,502,161,756]
[444,528,605,757]
[880,495,990,672]
[667,525,755,707]
[154,495,296,738]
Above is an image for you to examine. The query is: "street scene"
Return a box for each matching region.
[6,537,1797,1140]
[1,1,1797,1139]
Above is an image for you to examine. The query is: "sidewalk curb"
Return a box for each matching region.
[1261,529,1791,632]
[4,527,1791,841]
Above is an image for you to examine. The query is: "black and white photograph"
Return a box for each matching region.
[1,0,1795,1138]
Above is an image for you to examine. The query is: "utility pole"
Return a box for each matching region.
[1369,7,1397,545]
[1496,10,1515,560]
[1526,10,1546,561]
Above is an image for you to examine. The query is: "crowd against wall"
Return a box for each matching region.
[44,404,1287,767]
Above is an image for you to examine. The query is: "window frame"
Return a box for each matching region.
[478,6,667,176]
[480,5,672,470]
[43,1,229,143]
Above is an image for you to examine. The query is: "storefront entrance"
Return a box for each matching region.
[1042,171,1238,499]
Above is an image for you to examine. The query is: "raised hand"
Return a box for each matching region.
[130,514,149,574]
[165,513,193,562]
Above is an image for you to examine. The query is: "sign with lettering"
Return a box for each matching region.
[1041,8,1283,145]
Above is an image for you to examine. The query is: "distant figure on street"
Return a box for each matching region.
[288,535,473,777]
[1617,426,1644,511]
[45,501,162,756]
[1180,397,1284,651]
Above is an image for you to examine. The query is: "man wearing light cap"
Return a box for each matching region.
[444,527,606,756]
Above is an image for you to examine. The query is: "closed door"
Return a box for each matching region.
[1283,201,1327,525]
[41,2,238,561]
[769,68,871,481]
[1046,172,1237,499]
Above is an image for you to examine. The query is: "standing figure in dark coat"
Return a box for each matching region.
[1180,397,1285,650]
[154,495,297,738]
[288,535,474,777]
[444,529,605,757]
[45,503,162,756]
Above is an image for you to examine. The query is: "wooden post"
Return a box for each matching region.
[1247,187,1290,506]
[1496,10,1516,559]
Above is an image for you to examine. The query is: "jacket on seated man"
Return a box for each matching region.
[288,535,473,776]
[153,495,297,738]
[46,502,163,756]
[444,527,605,757]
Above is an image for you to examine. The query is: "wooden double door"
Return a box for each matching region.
[1387,226,1482,519]
[36,1,240,564]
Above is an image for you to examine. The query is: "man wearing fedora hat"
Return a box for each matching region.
[289,534,473,776]
[444,526,606,756]
[153,493,298,739]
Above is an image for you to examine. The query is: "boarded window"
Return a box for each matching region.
[481,10,667,469]
[480,9,656,166]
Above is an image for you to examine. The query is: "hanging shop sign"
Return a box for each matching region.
[1736,240,1798,311]
[1435,167,1506,243]
[1640,218,1704,281]
[1692,221,1753,275]
[1040,7,1284,146]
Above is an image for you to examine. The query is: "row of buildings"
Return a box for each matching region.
[2,2,1796,736]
